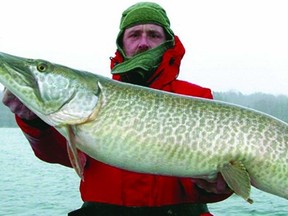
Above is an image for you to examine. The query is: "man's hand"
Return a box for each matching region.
[2,88,38,120]
[192,173,233,194]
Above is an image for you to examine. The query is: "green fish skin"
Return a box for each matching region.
[0,52,287,204]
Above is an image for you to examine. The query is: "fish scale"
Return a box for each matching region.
[0,52,287,205]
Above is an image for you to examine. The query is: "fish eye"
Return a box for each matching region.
[37,63,48,72]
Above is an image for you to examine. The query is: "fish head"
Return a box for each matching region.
[0,52,100,126]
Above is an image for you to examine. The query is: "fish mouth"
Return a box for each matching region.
[0,54,40,105]
[3,62,36,89]
[0,52,36,88]
[0,52,63,116]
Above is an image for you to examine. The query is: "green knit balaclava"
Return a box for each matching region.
[111,2,175,85]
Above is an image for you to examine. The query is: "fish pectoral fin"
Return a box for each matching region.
[220,161,253,204]
[66,125,86,181]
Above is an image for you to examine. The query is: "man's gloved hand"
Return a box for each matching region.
[192,173,233,194]
[2,88,38,120]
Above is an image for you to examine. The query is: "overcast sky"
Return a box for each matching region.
[1,0,288,95]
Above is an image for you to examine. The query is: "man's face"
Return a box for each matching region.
[123,24,166,57]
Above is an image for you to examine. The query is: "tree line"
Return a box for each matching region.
[213,91,288,123]
[0,91,288,127]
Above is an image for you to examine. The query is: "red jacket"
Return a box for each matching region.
[16,35,230,207]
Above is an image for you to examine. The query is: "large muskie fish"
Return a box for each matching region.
[0,52,287,204]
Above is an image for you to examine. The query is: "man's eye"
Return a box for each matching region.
[130,33,139,38]
[149,33,161,39]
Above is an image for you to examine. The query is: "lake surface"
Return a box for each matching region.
[0,128,287,215]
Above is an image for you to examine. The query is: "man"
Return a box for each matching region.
[2,2,232,216]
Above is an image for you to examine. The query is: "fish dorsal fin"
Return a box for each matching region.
[220,160,253,204]
[66,125,86,181]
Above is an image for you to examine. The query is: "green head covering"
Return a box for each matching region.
[116,2,174,57]
[121,2,171,29]
[112,2,175,85]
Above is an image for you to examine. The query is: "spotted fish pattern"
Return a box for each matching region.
[0,52,287,204]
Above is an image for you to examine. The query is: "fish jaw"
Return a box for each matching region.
[0,52,100,126]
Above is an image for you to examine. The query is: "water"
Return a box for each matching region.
[0,128,82,216]
[0,128,287,215]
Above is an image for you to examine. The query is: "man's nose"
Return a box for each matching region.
[138,36,150,51]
